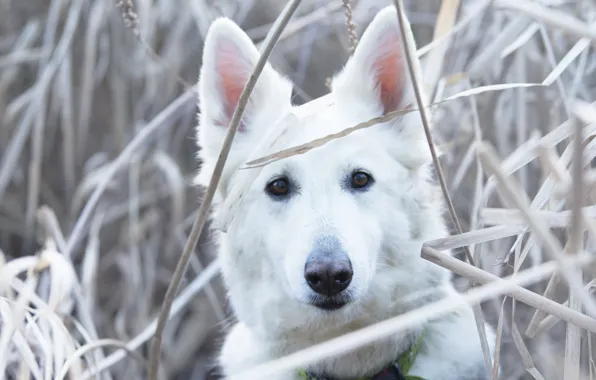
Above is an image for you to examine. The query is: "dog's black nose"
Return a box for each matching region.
[304,255,353,296]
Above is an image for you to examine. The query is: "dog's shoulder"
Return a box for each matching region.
[219,322,300,380]
[410,305,496,380]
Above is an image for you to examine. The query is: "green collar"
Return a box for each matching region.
[298,330,426,380]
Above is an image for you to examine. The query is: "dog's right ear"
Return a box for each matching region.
[196,18,292,188]
[331,6,419,118]
[331,6,431,168]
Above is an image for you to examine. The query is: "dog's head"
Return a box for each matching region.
[196,6,447,332]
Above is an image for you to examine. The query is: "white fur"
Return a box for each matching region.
[196,6,496,380]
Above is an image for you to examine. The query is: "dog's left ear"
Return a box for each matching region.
[332,6,421,117]
[332,6,432,167]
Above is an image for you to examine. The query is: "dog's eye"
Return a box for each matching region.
[266,177,290,197]
[351,171,373,189]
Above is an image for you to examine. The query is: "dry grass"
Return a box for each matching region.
[1,0,596,379]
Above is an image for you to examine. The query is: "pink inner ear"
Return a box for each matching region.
[372,35,405,115]
[214,41,250,130]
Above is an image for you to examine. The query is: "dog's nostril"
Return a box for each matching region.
[334,270,352,285]
[304,259,353,297]
[305,273,322,286]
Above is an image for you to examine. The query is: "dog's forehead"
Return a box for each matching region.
[282,98,376,149]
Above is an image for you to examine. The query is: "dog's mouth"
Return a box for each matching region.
[309,295,353,311]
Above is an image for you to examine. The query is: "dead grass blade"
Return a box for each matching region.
[416,0,491,58]
[64,87,195,256]
[542,36,591,87]
[423,0,461,99]
[426,225,525,251]
[422,246,596,334]
[80,259,221,379]
[467,15,532,80]
[57,339,145,380]
[495,0,596,41]
[151,151,187,231]
[563,106,588,380]
[500,22,539,59]
[0,242,83,379]
[0,0,82,207]
[511,316,546,380]
[77,0,106,162]
[477,142,596,317]
[481,206,596,229]
[491,298,506,380]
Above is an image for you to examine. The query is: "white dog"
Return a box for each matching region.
[195,5,495,380]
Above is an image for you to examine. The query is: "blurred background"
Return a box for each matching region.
[1,0,595,379]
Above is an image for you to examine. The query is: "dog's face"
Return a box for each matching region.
[196,7,444,332]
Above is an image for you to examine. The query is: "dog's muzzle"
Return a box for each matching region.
[303,237,353,310]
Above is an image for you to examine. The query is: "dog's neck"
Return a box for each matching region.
[270,321,423,379]
[251,288,439,379]
[299,328,425,380]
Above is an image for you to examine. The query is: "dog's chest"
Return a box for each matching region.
[277,329,417,379]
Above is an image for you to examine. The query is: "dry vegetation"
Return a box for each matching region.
[1,0,596,379]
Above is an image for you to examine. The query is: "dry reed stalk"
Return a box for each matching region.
[147,1,304,379]
[64,88,195,256]
[421,246,596,334]
[78,259,220,379]
[423,0,460,101]
[392,0,493,372]
[477,142,596,316]
[562,111,586,380]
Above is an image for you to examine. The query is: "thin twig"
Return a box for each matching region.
[399,0,471,266]
[22,0,83,251]
[392,0,493,372]
[569,112,586,259]
[421,246,596,334]
[146,1,303,379]
[341,0,358,53]
[533,280,596,337]
[563,111,586,380]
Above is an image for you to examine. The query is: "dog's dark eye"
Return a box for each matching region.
[266,177,290,197]
[351,171,372,189]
